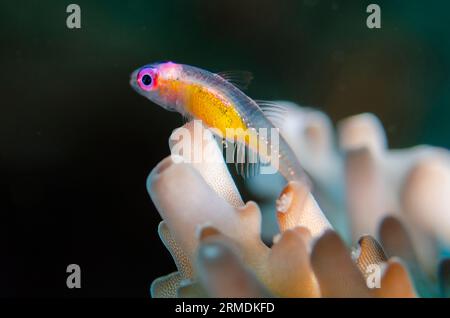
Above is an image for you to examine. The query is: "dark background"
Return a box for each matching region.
[1,0,449,297]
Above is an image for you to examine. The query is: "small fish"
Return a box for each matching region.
[130,61,309,184]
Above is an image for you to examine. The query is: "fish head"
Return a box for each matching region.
[130,61,183,112]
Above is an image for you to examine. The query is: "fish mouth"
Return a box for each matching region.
[129,69,140,92]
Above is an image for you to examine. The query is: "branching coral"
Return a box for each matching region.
[148,104,450,298]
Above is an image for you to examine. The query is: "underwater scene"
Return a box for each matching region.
[1,0,450,306]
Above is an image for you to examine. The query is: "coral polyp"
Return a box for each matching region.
[148,103,450,298]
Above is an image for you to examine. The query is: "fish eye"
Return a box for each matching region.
[142,74,152,86]
[137,68,157,91]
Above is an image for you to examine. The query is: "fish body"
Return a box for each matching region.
[130,62,307,183]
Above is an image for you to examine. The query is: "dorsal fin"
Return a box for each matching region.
[216,71,253,90]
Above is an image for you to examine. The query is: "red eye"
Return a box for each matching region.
[137,68,157,91]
